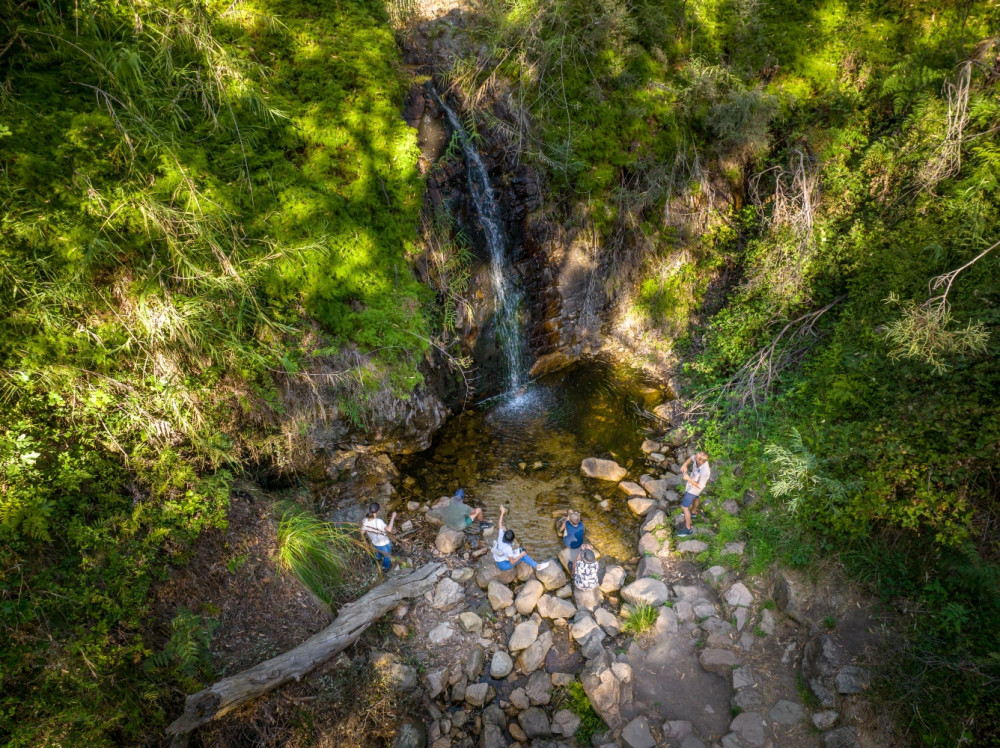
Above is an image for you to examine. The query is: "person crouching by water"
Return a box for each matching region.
[493,506,550,572]
[362,502,396,572]
[573,547,599,591]
[557,509,585,572]
[445,488,493,533]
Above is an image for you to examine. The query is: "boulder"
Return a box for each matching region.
[580,628,606,659]
[424,667,447,698]
[622,716,656,748]
[729,712,765,747]
[458,611,483,633]
[637,556,663,578]
[428,622,454,645]
[652,403,673,422]
[487,580,514,611]
[516,631,553,674]
[435,526,466,554]
[732,666,755,690]
[600,565,626,593]
[581,652,632,730]
[535,561,569,591]
[574,586,603,612]
[812,711,839,729]
[594,607,620,635]
[677,539,709,554]
[769,699,807,725]
[479,723,505,748]
[640,439,661,454]
[490,650,514,678]
[619,480,646,496]
[464,682,492,707]
[432,577,465,609]
[628,497,656,515]
[475,556,516,589]
[703,566,727,584]
[724,582,753,608]
[392,717,426,748]
[723,500,741,516]
[662,720,693,742]
[525,671,552,705]
[451,567,475,583]
[699,648,741,675]
[509,618,540,651]
[772,568,809,624]
[836,665,869,694]
[515,579,545,616]
[517,708,551,738]
[569,614,602,643]
[639,475,670,500]
[621,578,670,606]
[537,594,576,620]
[641,510,668,532]
[509,687,530,710]
[581,458,628,482]
[822,727,860,748]
[551,709,582,737]
[667,427,689,446]
[465,647,486,681]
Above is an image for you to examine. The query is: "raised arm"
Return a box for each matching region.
[498,506,507,532]
[387,511,397,533]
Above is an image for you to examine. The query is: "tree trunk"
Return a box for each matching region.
[166,562,445,741]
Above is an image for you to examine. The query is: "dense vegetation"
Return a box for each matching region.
[0,0,430,742]
[3,0,999,744]
[442,0,1000,742]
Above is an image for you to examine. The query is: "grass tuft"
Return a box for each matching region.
[276,502,363,608]
[621,601,660,636]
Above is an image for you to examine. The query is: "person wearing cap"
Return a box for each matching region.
[573,547,599,591]
[557,509,586,572]
[361,502,396,572]
[444,488,492,532]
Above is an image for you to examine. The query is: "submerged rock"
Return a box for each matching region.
[581,457,628,482]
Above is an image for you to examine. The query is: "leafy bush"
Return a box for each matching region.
[561,681,606,743]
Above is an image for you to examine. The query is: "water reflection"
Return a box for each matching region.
[400,357,665,560]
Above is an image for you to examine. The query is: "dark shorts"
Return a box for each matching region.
[681,491,699,508]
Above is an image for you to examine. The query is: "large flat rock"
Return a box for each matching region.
[581,458,628,482]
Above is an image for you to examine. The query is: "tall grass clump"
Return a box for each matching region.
[276,503,362,608]
[621,601,659,635]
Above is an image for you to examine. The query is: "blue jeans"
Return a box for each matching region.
[373,542,392,571]
[497,553,537,570]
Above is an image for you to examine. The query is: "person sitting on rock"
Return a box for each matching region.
[444,488,492,533]
[493,506,549,571]
[677,451,711,537]
[362,502,396,572]
[573,547,599,590]
[557,509,585,572]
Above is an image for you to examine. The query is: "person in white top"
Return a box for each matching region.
[492,506,549,572]
[361,502,396,572]
[677,452,711,537]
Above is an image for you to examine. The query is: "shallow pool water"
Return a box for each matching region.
[399,357,667,561]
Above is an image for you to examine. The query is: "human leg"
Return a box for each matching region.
[496,559,514,571]
[469,507,483,522]
[373,542,392,571]
[514,553,539,569]
[679,493,695,535]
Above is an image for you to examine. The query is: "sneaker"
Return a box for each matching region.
[677,528,694,537]
[690,512,699,519]
[535,561,550,571]
[479,521,494,529]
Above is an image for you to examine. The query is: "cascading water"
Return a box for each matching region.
[435,92,527,392]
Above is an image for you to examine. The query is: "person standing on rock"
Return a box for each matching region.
[573,547,599,590]
[445,488,492,533]
[493,506,550,572]
[362,502,396,572]
[557,509,586,572]
[677,452,711,537]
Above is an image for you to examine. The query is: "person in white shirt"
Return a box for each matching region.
[361,502,396,572]
[677,452,711,538]
[492,506,549,572]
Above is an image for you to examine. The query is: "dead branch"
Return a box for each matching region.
[712,296,845,410]
[166,562,446,743]
[920,61,973,192]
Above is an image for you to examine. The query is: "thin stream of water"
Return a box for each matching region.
[435,92,527,391]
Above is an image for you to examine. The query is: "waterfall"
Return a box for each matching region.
[435,92,527,392]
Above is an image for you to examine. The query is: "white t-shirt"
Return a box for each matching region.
[686,461,711,496]
[362,517,389,546]
[492,537,516,563]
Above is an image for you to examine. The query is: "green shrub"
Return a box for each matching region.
[561,681,606,743]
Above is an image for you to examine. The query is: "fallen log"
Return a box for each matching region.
[167,561,445,741]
